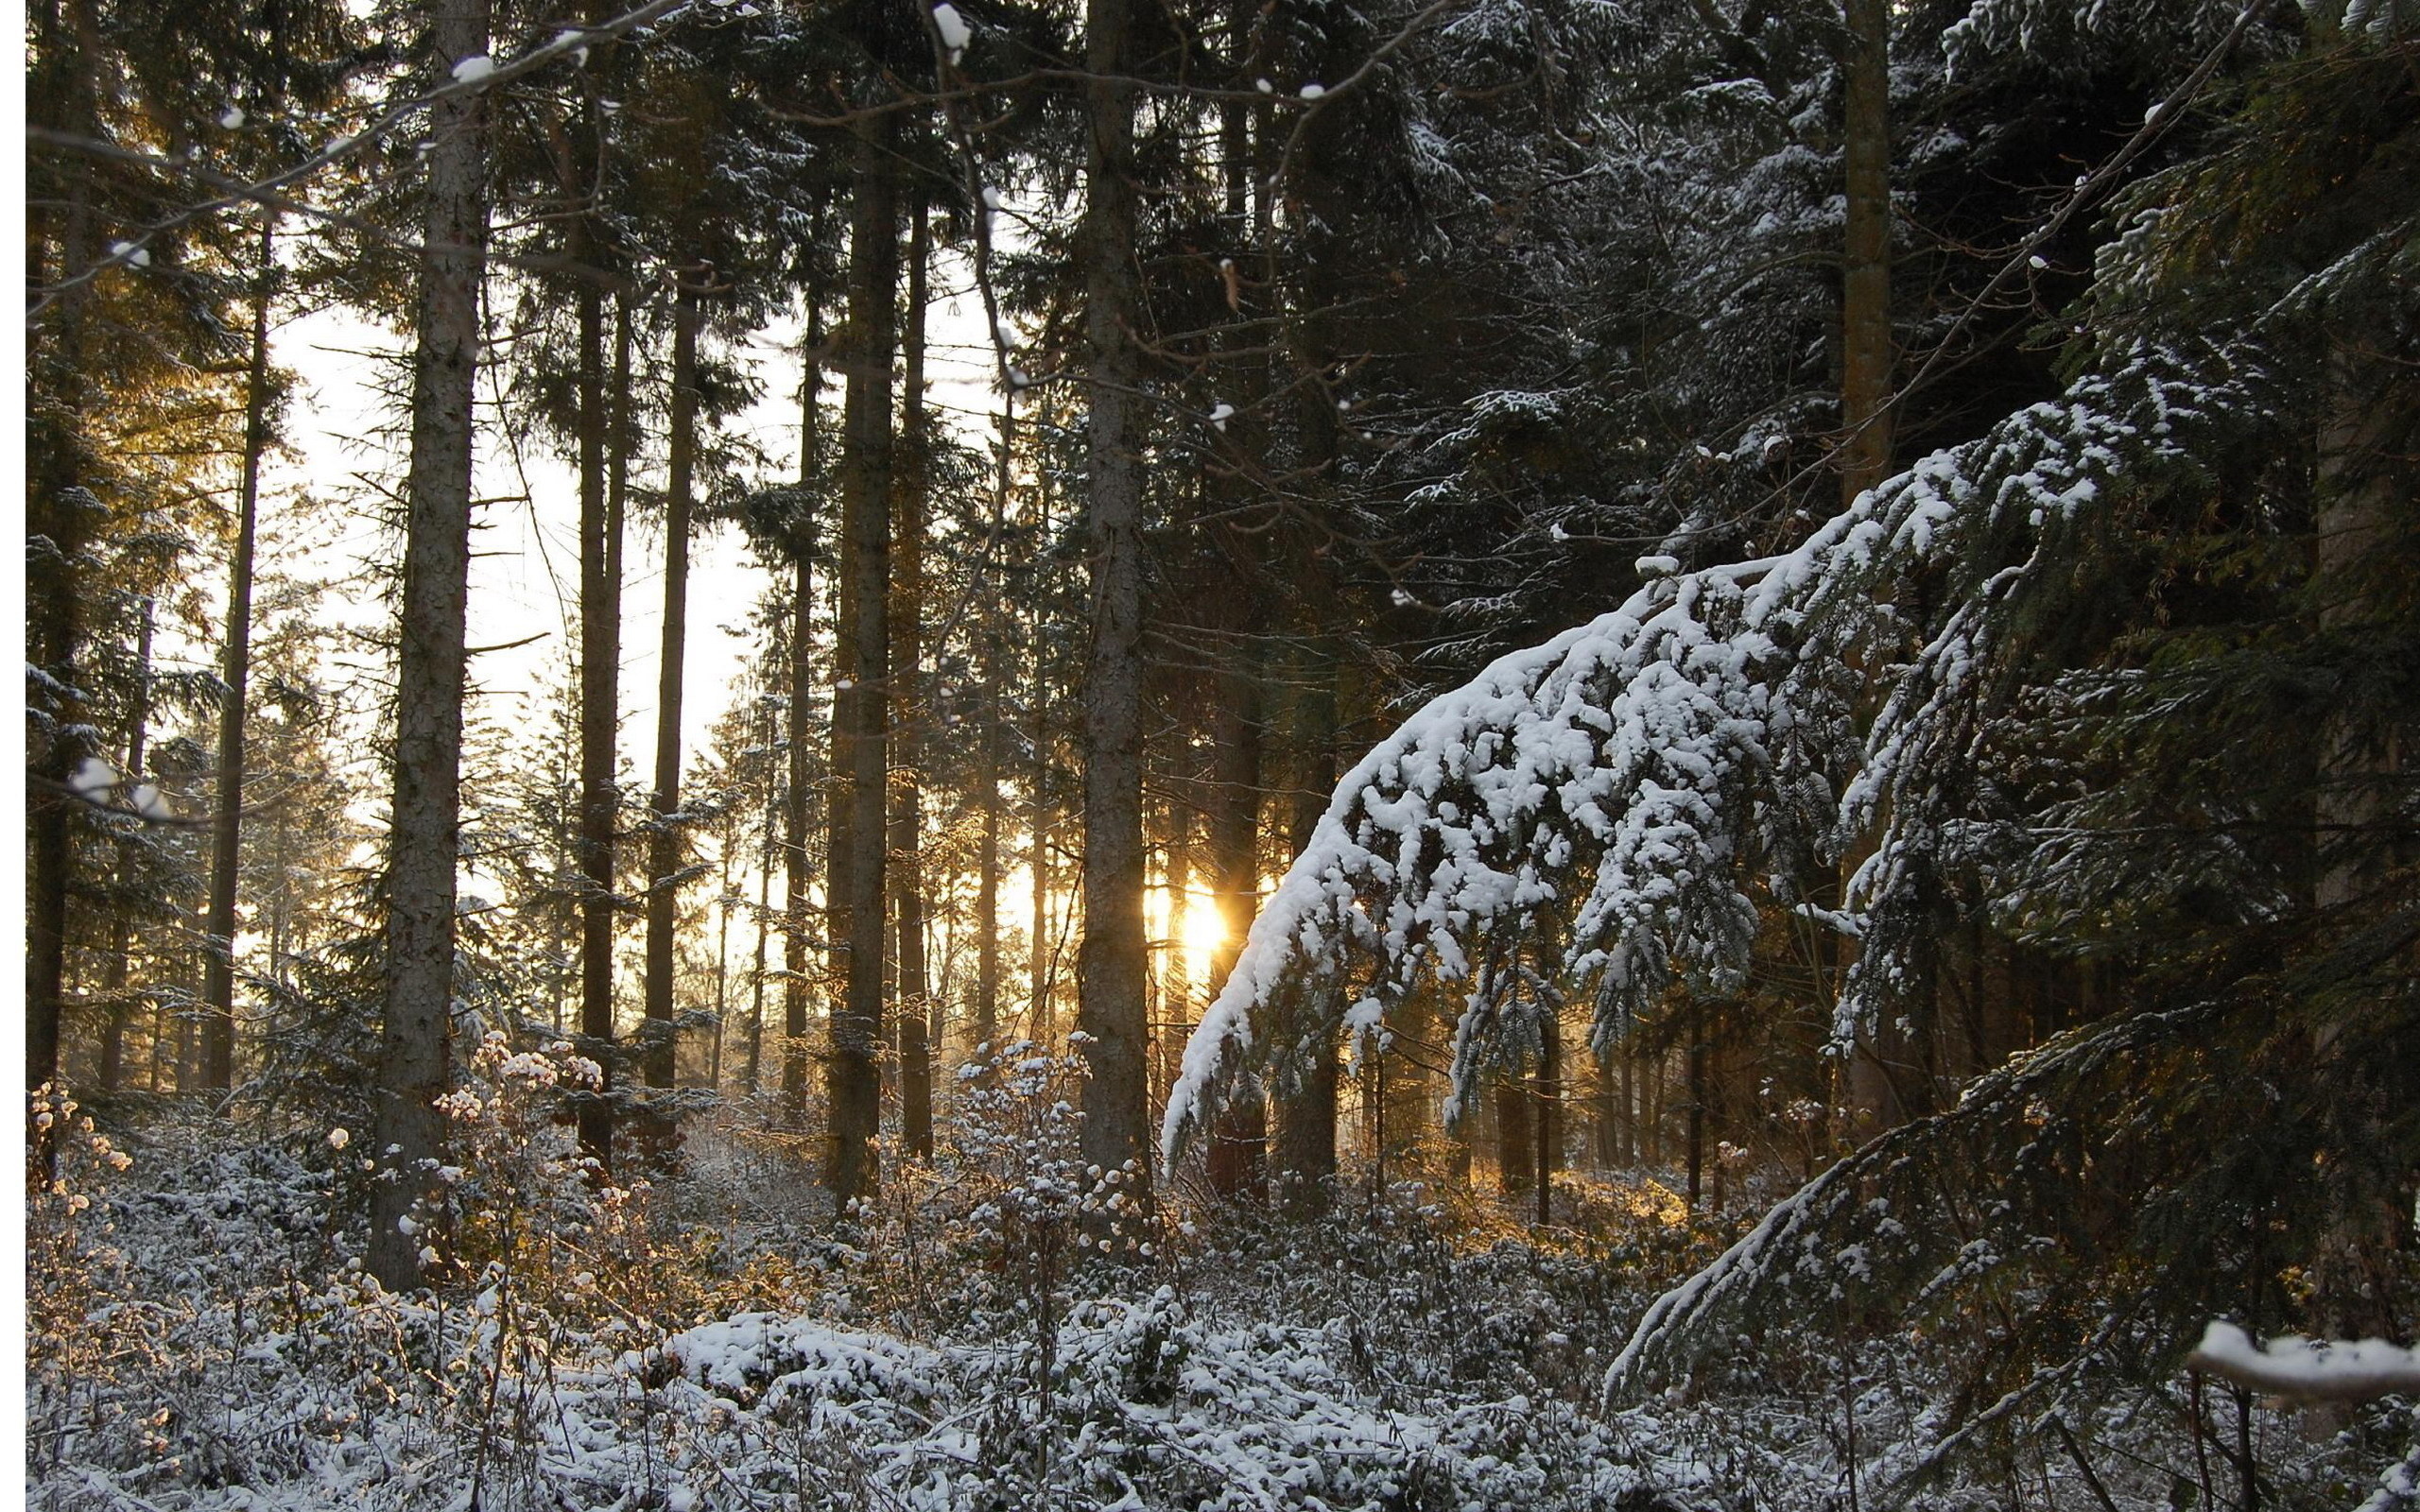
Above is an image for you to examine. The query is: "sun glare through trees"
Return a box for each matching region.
[23,0,2419,1507]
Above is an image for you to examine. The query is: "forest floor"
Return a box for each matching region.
[26,1084,2411,1512]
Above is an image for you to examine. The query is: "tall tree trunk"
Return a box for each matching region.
[1203,654,1265,1199]
[642,279,701,1153]
[893,204,934,1159]
[98,597,155,1094]
[575,120,622,1170]
[1498,1073,1532,1196]
[783,295,823,1111]
[1838,0,1893,507]
[1077,0,1153,1206]
[975,395,1011,1057]
[26,0,103,1101]
[1159,783,1191,1114]
[748,683,777,1095]
[1270,647,1338,1214]
[1535,1008,1560,1225]
[200,214,278,1096]
[371,0,490,1291]
[826,114,898,1209]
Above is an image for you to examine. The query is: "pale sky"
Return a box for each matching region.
[266,247,1011,793]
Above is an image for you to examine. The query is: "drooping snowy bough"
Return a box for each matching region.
[1161,336,2281,1176]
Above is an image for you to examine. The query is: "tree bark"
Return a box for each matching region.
[893,203,935,1159]
[575,112,621,1170]
[97,597,155,1094]
[826,112,898,1210]
[26,0,102,1101]
[1076,0,1153,1208]
[371,0,490,1291]
[783,294,823,1112]
[1203,654,1266,1199]
[641,279,701,1153]
[975,395,1011,1057]
[1838,0,1893,507]
[1270,647,1339,1214]
[199,215,279,1095]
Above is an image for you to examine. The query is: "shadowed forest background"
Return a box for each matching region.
[22,0,2420,1506]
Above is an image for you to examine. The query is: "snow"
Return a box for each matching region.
[1299,83,1327,99]
[1163,341,2270,1171]
[69,756,116,797]
[109,240,149,268]
[218,106,246,129]
[2187,1322,2420,1401]
[450,54,495,83]
[931,2,972,55]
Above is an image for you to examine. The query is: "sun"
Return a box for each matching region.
[1180,899,1226,967]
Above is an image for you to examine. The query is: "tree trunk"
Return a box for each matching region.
[975,399,1010,1057]
[1270,648,1339,1214]
[199,214,278,1095]
[893,202,934,1160]
[826,112,898,1210]
[575,137,621,1171]
[1498,1074,1532,1197]
[371,0,490,1291]
[783,294,823,1112]
[26,0,102,1101]
[97,596,155,1094]
[749,687,775,1095]
[640,277,700,1161]
[1076,0,1153,1209]
[1838,0,1893,507]
[1203,654,1266,1199]
[1535,1009,1560,1226]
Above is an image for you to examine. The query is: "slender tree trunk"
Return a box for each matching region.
[893,204,935,1160]
[1498,1072,1532,1196]
[1159,788,1190,1112]
[371,0,490,1291]
[1203,655,1266,1198]
[826,113,898,1210]
[1536,1008,1560,1226]
[783,295,823,1111]
[975,399,1010,1057]
[575,152,621,1171]
[1030,539,1054,1040]
[1685,1008,1707,1209]
[642,280,701,1149]
[748,688,776,1095]
[1270,649,1339,1214]
[98,597,155,1094]
[1839,0,1893,507]
[199,214,278,1096]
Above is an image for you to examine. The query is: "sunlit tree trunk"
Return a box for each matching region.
[640,278,701,1160]
[575,84,622,1170]
[783,293,823,1113]
[371,0,490,1290]
[200,214,278,1095]
[1203,653,1266,1198]
[974,394,1011,1058]
[97,597,155,1094]
[893,203,934,1160]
